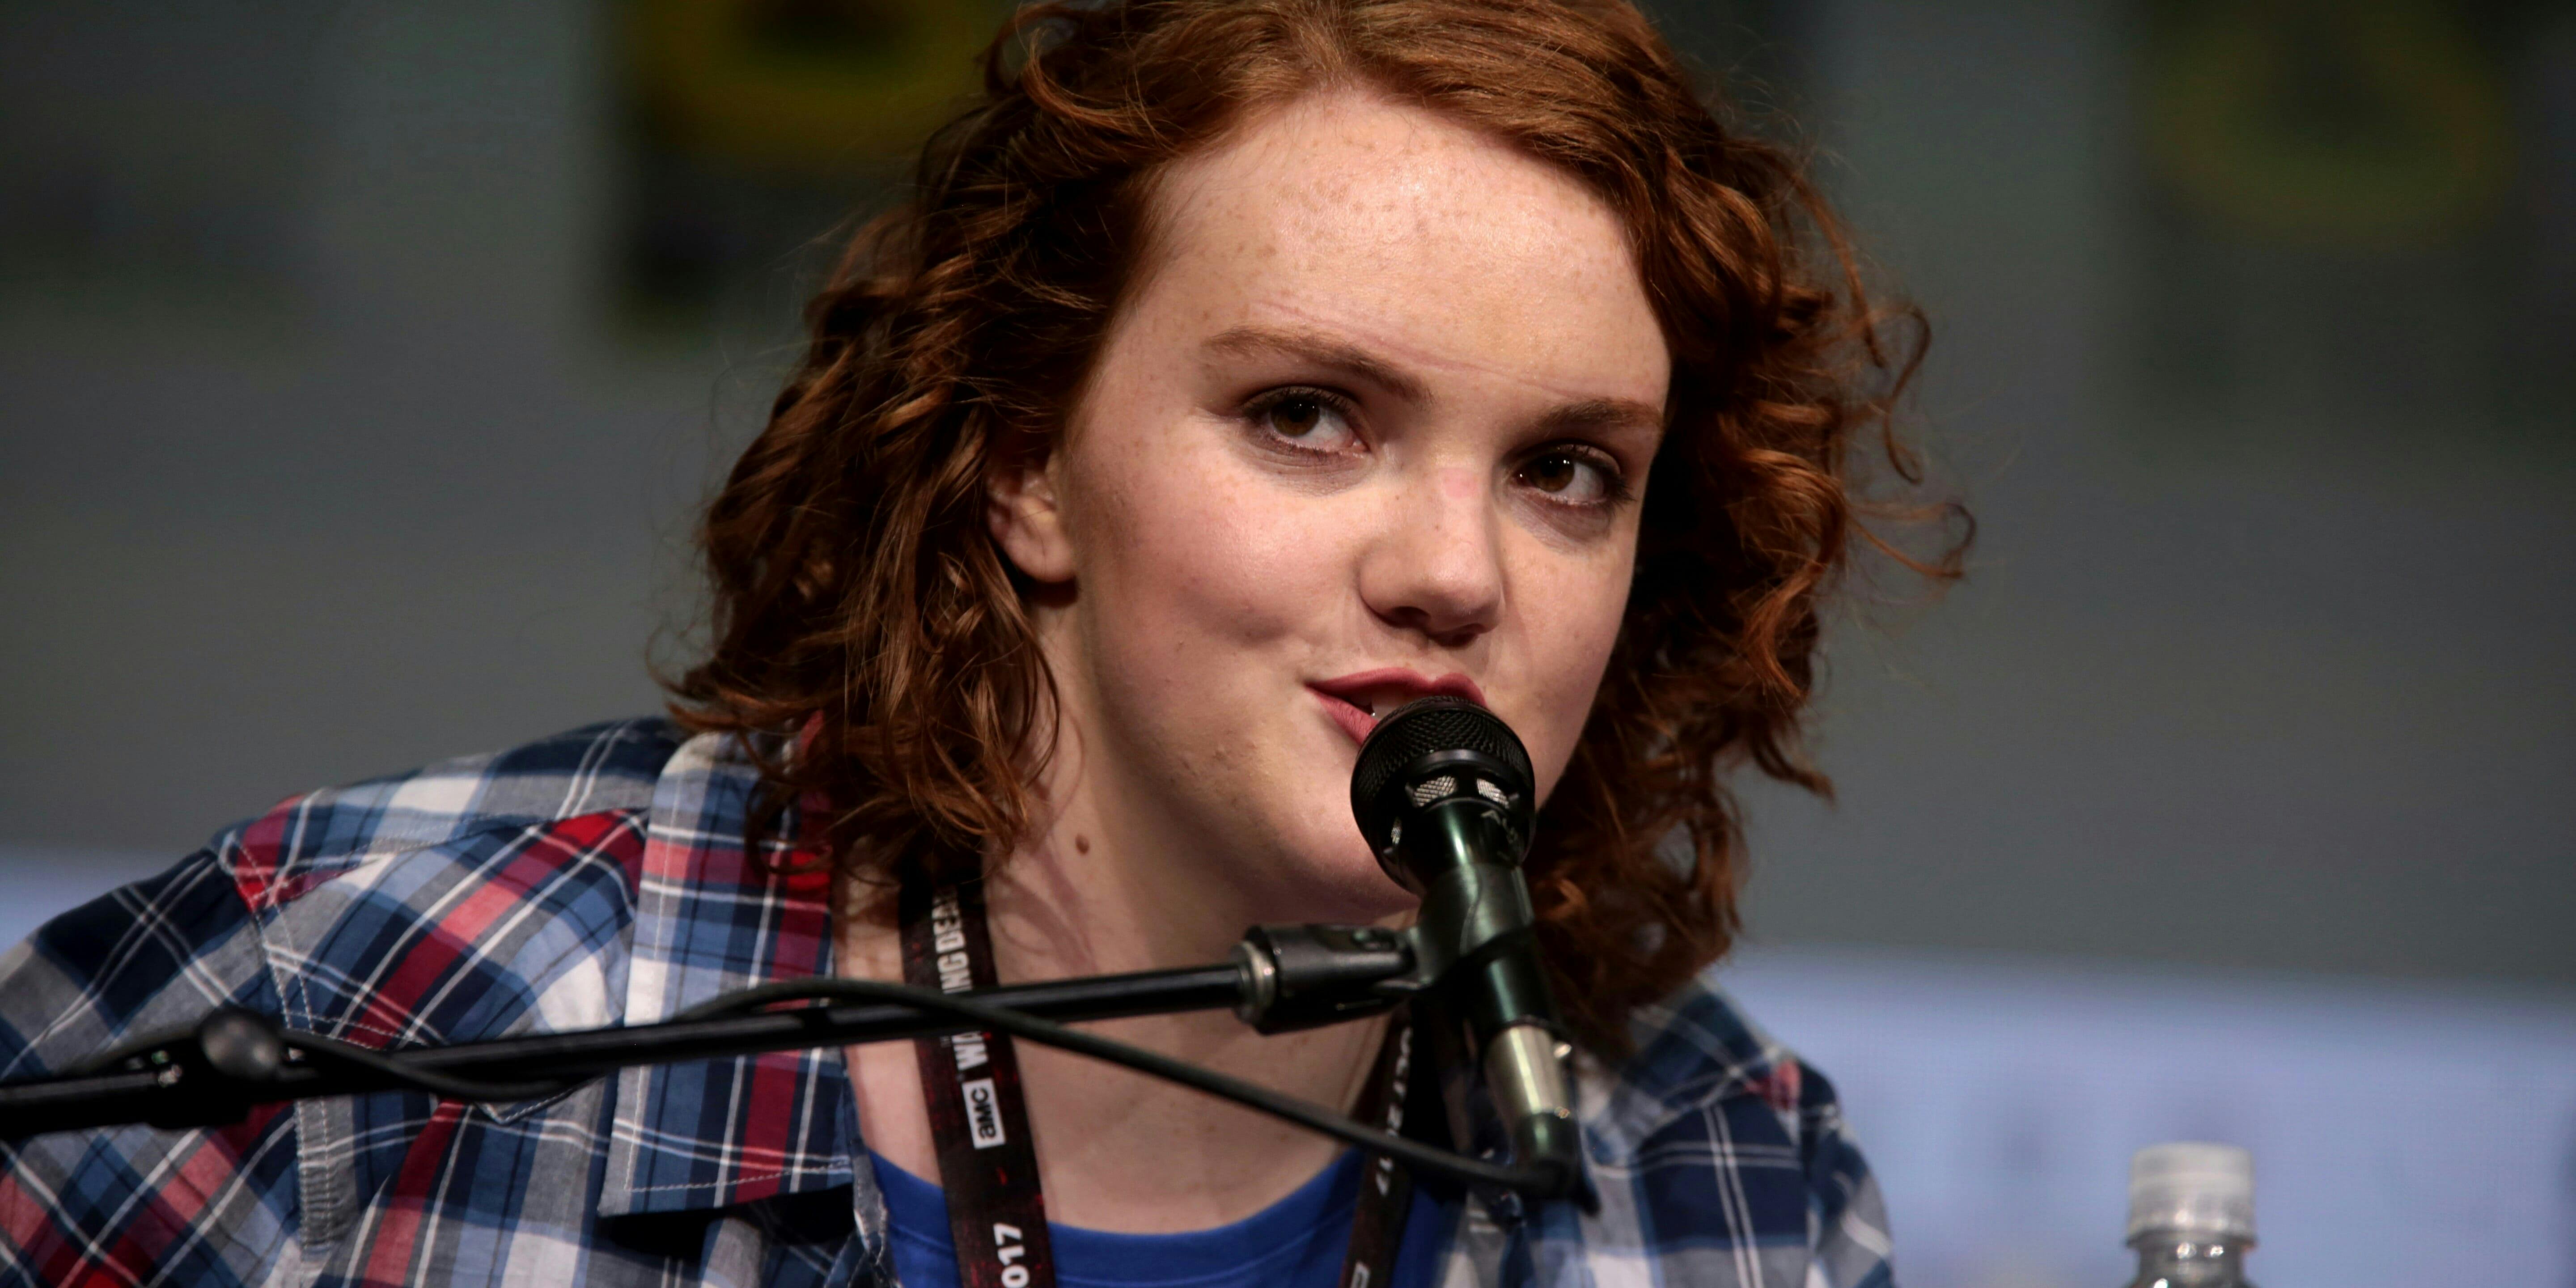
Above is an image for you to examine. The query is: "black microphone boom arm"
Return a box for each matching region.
[0,919,1580,1201]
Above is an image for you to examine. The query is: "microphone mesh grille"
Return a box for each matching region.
[1350,697,1535,843]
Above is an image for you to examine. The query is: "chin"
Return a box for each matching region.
[1262,821,1419,926]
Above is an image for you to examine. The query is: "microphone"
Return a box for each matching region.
[1350,696,1581,1198]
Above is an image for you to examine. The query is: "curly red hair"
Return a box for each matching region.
[670,0,1963,1051]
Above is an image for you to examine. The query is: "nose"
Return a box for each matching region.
[1357,463,1505,646]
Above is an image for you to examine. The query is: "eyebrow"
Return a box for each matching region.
[1534,397,1666,440]
[1204,325,1430,403]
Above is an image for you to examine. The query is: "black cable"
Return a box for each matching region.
[666,977,1574,1197]
[278,1031,578,1104]
[68,1021,575,1110]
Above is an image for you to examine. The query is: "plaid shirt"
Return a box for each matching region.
[0,720,1892,1288]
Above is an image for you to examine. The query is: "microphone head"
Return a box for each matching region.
[1350,696,1537,887]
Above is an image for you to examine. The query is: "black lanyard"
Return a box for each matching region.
[897,878,1414,1288]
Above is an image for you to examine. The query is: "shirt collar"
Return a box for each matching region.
[597,730,882,1243]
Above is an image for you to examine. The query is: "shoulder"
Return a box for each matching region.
[209,717,694,1046]
[0,720,802,1286]
[212,716,686,908]
[2,719,696,1078]
[1556,970,1892,1287]
[1589,969,1840,1153]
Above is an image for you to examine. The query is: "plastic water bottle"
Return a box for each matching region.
[2121,1143,2256,1288]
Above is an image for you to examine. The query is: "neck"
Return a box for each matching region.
[990,831,1390,1231]
[980,792,1261,982]
[840,746,1394,1233]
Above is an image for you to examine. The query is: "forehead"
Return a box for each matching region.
[1124,89,1670,410]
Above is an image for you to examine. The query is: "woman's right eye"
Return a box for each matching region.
[1244,388,1359,454]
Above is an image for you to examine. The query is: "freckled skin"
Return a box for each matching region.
[997,89,1671,928]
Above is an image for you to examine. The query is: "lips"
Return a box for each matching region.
[1308,669,1487,746]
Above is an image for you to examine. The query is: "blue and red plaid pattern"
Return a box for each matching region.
[0,720,1892,1287]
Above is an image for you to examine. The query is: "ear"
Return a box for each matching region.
[987,454,1076,585]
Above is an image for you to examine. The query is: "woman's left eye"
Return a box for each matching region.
[1515,448,1623,506]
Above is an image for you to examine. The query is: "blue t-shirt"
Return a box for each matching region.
[871,1150,1448,1288]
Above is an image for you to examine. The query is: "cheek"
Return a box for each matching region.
[1075,435,1347,663]
[1517,552,1635,801]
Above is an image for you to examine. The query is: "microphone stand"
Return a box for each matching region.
[0,922,1605,1200]
[0,961,1251,1140]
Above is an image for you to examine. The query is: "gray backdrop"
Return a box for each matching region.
[4,0,2571,991]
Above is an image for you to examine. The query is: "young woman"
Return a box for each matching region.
[0,2,1956,1285]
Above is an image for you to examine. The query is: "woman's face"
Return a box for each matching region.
[993,89,1669,924]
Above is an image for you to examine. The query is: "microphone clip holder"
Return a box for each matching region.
[1228,920,1545,1037]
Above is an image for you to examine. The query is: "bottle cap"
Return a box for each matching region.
[2126,1142,2254,1242]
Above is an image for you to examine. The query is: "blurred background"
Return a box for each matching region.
[2,0,2570,1284]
